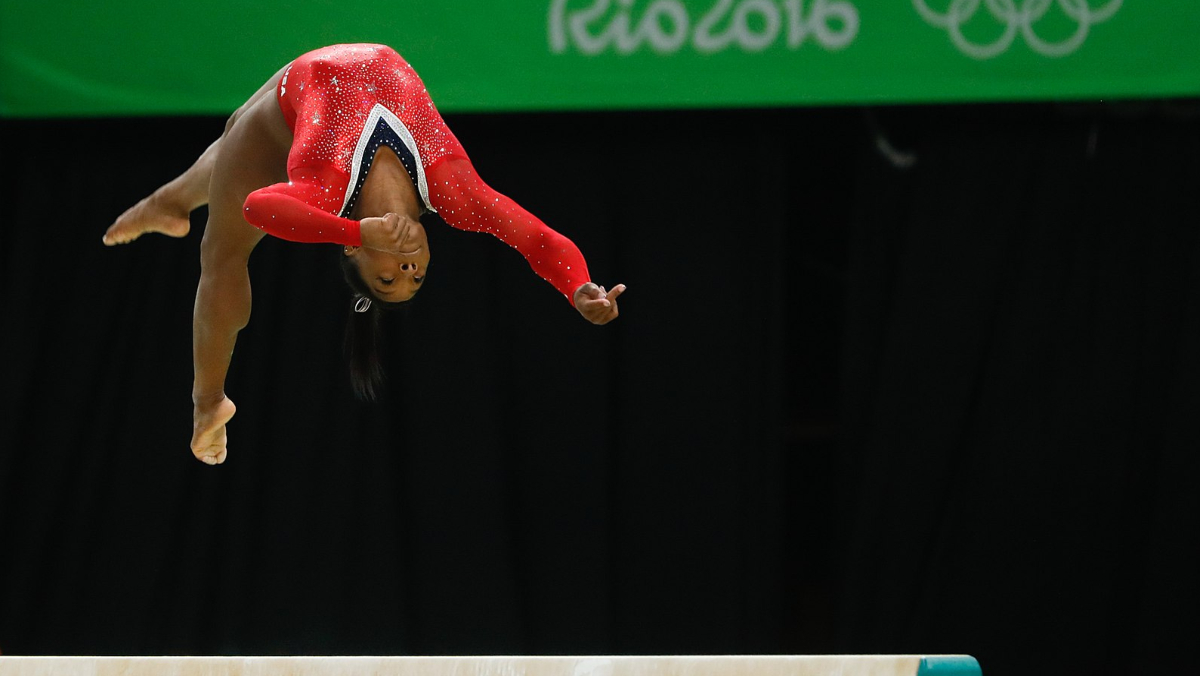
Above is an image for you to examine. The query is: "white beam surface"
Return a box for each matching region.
[0,655,977,676]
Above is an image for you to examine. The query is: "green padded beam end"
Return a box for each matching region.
[917,656,982,676]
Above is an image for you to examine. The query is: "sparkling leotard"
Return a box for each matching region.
[242,44,589,304]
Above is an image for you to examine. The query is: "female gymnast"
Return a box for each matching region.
[103,44,625,466]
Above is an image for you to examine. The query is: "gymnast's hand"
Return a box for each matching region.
[574,282,626,325]
[191,394,237,465]
[360,212,415,253]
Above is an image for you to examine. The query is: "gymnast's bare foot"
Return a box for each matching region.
[191,394,237,465]
[103,190,192,245]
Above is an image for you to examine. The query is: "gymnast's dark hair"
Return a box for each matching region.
[340,254,407,400]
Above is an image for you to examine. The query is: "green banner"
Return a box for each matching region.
[1,1,1197,117]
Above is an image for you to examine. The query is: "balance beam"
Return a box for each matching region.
[0,655,980,676]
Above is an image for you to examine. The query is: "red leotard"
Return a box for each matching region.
[242,44,590,304]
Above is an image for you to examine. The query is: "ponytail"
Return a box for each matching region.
[344,297,385,400]
[339,252,404,400]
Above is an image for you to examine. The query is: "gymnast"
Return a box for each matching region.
[103,44,626,466]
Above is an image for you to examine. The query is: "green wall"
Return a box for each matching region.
[2,1,1196,117]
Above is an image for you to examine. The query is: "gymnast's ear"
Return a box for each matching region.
[343,245,360,256]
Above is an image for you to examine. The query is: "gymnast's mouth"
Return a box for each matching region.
[398,246,422,256]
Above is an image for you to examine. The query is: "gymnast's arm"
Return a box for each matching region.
[243,180,414,252]
[243,180,362,246]
[426,156,625,324]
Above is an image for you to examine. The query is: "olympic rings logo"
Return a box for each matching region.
[912,0,1122,58]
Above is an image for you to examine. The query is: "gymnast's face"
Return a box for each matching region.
[345,222,430,302]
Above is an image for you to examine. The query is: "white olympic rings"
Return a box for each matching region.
[912,0,1122,58]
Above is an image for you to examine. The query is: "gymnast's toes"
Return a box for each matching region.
[104,198,191,245]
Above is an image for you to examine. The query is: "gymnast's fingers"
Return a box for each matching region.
[588,298,619,324]
[594,306,618,324]
[576,282,603,300]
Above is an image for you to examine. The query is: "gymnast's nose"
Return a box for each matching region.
[400,262,419,274]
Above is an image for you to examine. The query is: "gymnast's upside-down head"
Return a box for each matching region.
[338,213,431,400]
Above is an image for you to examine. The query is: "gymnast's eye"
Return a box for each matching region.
[414,276,424,284]
[379,277,395,285]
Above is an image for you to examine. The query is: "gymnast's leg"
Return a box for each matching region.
[103,65,290,246]
[101,139,216,245]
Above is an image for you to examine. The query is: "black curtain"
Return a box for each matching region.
[835,104,1200,675]
[1,103,1196,675]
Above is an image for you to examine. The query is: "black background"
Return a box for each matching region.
[1,102,1197,675]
